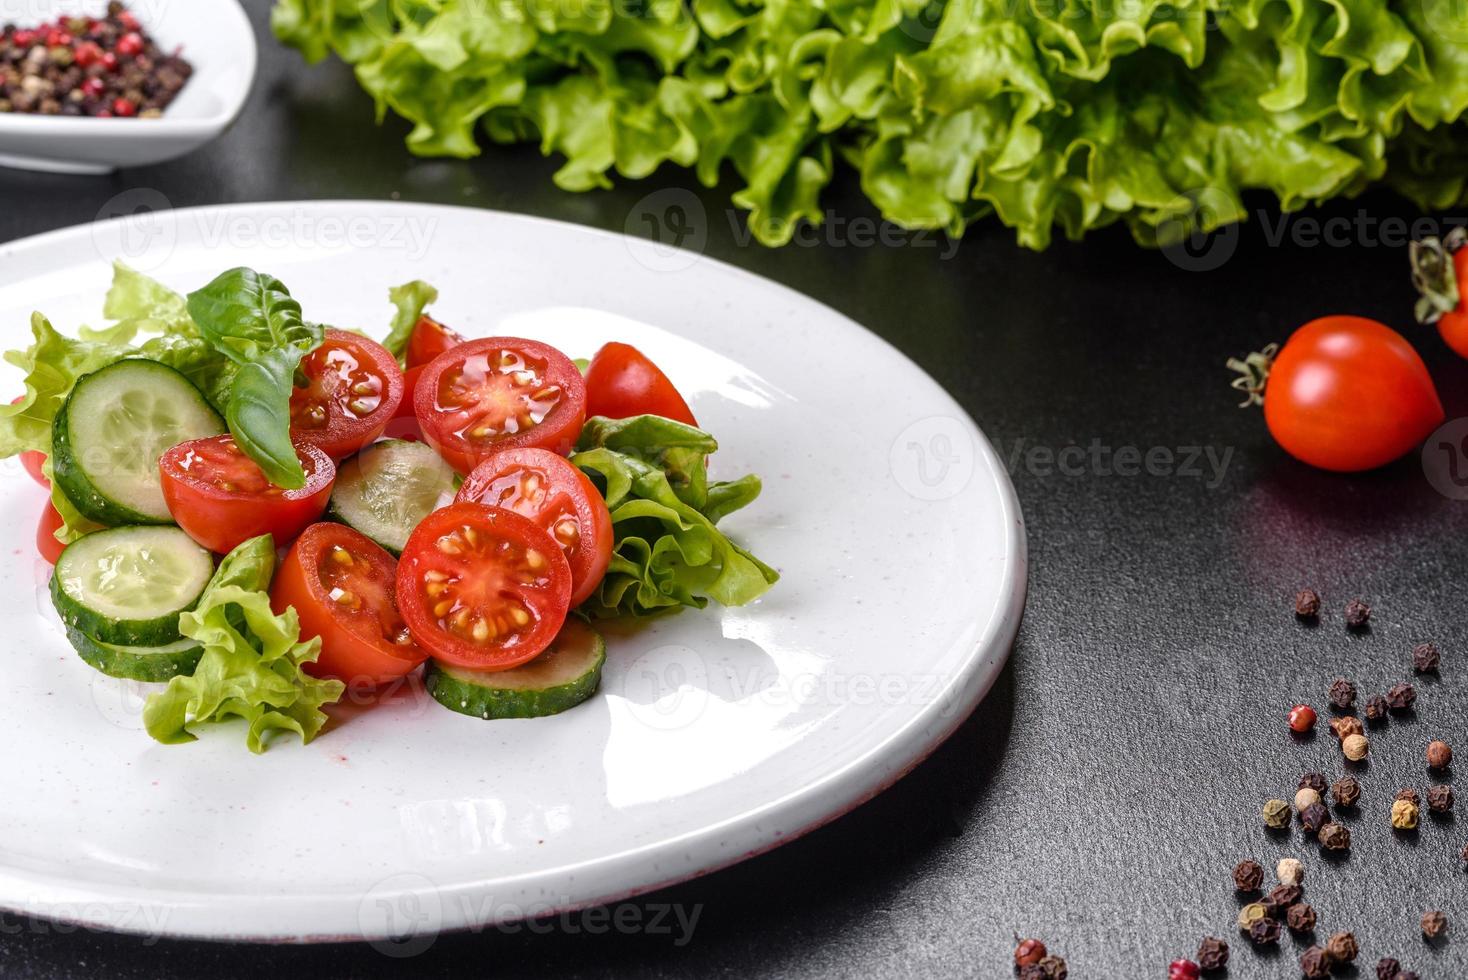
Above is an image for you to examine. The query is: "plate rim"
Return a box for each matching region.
[0,200,1027,942]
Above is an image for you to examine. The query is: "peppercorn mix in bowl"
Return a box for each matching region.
[0,0,254,173]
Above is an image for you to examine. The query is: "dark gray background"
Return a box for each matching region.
[2,1,1466,976]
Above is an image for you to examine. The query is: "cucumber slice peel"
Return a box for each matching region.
[425,619,606,720]
[51,526,214,646]
[65,626,204,682]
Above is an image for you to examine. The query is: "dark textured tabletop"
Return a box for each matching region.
[2,2,1467,977]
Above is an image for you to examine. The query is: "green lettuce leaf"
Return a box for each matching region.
[382,280,439,362]
[571,414,777,617]
[144,535,345,753]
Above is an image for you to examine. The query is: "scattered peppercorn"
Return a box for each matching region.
[1300,802,1329,834]
[1263,799,1292,830]
[1329,677,1358,709]
[1330,715,1364,741]
[1397,972,1421,980]
[1196,936,1228,971]
[1295,589,1320,618]
[1428,784,1454,813]
[1299,946,1331,979]
[1276,857,1304,886]
[1298,772,1327,793]
[1326,931,1359,964]
[1427,739,1453,769]
[1035,954,1067,980]
[1386,683,1417,711]
[1412,642,1440,672]
[1397,788,1420,806]
[1232,860,1264,892]
[1238,903,1269,930]
[1377,958,1402,980]
[1331,775,1361,808]
[1295,787,1322,812]
[1263,883,1302,917]
[1286,902,1317,933]
[1018,966,1045,980]
[1318,822,1351,850]
[1392,799,1421,830]
[1343,733,1369,761]
[1168,960,1199,980]
[1288,704,1317,734]
[1248,917,1281,945]
[1364,694,1389,722]
[1421,909,1447,939]
[1014,938,1046,967]
[1460,841,1468,865]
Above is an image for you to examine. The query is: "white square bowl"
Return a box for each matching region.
[0,0,256,174]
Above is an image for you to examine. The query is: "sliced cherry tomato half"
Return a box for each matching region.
[160,435,336,554]
[584,342,698,427]
[290,329,405,459]
[381,364,426,442]
[10,396,49,487]
[396,502,572,670]
[36,501,64,564]
[271,523,425,686]
[456,448,613,607]
[405,314,465,369]
[415,337,586,473]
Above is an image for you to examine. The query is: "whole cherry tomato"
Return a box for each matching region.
[1230,316,1444,472]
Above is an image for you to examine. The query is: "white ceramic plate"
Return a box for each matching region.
[0,202,1025,942]
[0,0,255,174]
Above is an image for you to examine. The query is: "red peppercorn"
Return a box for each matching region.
[44,29,72,47]
[101,51,119,71]
[119,11,141,31]
[73,41,102,67]
[115,31,144,57]
[1289,704,1317,734]
[1169,960,1201,980]
[111,97,137,117]
[1015,938,1046,967]
[81,77,105,98]
[12,29,36,47]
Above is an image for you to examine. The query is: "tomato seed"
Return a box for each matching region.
[525,549,545,569]
[472,620,490,642]
[426,582,446,596]
[510,607,530,626]
[331,547,353,566]
[437,536,463,555]
[432,599,454,618]
[424,570,447,582]
[330,588,357,606]
[351,381,375,395]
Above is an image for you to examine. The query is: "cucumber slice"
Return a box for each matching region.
[425,619,606,720]
[328,439,458,554]
[64,626,203,682]
[52,359,224,525]
[51,526,215,646]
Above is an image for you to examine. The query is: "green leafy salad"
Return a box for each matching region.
[6,263,777,751]
[271,0,1468,248]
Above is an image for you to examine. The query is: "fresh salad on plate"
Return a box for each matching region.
[0,264,778,752]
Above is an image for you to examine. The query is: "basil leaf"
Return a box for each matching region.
[186,268,323,488]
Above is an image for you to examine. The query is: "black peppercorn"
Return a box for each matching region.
[1332,775,1361,808]
[1318,822,1351,850]
[1398,972,1421,980]
[1412,642,1441,672]
[1376,958,1401,980]
[1231,859,1263,892]
[1329,677,1357,709]
[1295,589,1321,618]
[1422,909,1447,939]
[1196,936,1228,971]
[1248,917,1281,945]
[1286,902,1317,933]
[1326,931,1358,963]
[1386,683,1417,711]
[1345,598,1371,628]
[1300,802,1328,834]
[1018,967,1045,980]
[1299,772,1328,793]
[1428,784,1454,813]
[1364,694,1389,722]
[1262,883,1302,917]
[1300,946,1331,979]
[1397,787,1420,806]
